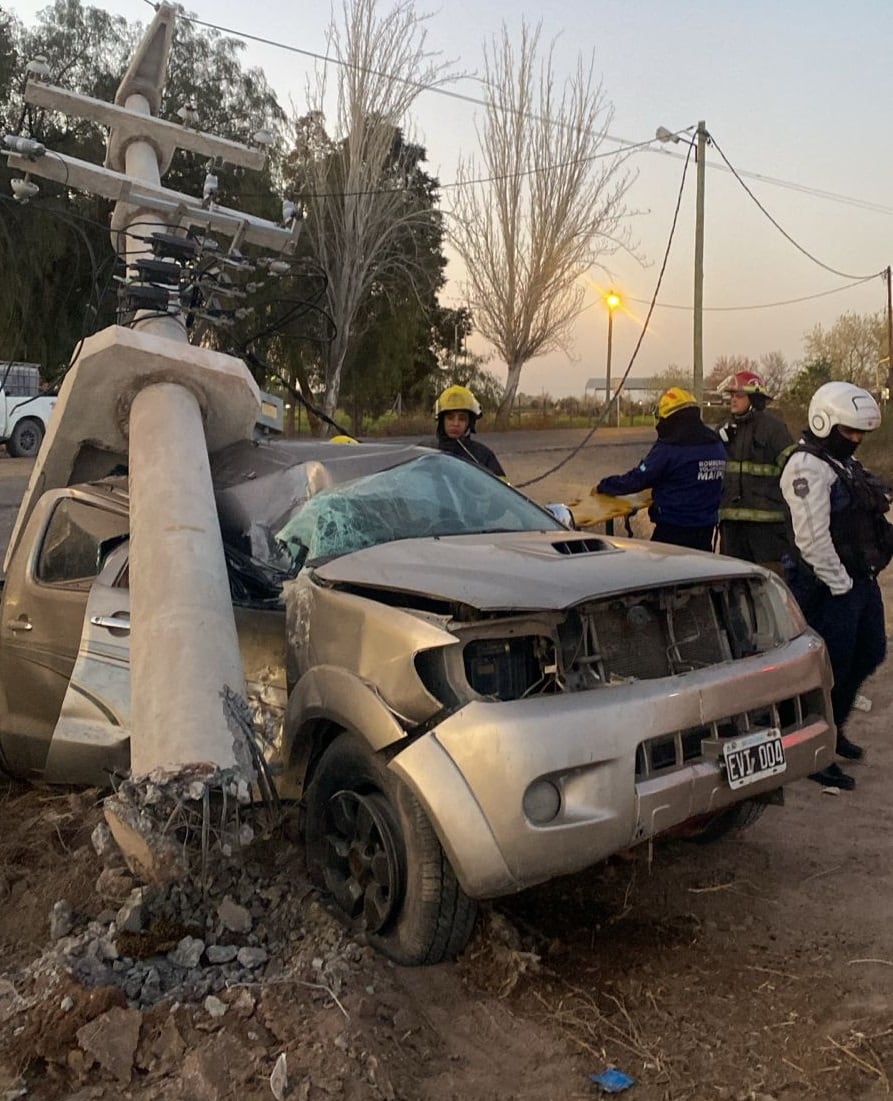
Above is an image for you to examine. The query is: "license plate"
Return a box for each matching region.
[722,728,786,790]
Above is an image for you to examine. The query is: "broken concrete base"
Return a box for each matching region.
[103,765,259,885]
[103,800,186,885]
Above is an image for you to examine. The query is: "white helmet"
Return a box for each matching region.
[807,381,881,438]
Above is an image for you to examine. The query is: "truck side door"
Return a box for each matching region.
[44,541,131,785]
[0,493,128,778]
[48,547,287,787]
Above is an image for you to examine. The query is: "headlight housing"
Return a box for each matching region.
[463,636,556,700]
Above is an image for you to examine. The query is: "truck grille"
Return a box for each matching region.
[565,579,770,686]
[634,690,826,778]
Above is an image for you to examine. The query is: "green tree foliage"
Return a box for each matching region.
[786,357,833,408]
[0,2,134,373]
[0,1,285,374]
[160,18,283,216]
[644,364,693,406]
[0,10,19,100]
[803,312,886,389]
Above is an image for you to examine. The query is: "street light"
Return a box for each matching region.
[604,289,622,428]
[657,121,708,401]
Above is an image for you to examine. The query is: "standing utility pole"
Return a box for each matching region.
[3,5,299,877]
[693,121,707,402]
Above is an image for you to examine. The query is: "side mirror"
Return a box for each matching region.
[545,503,577,530]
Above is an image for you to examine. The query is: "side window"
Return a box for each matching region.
[37,500,129,588]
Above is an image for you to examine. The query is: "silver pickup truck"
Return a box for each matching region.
[0,439,835,964]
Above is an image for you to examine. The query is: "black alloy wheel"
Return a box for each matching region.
[304,731,478,965]
[321,788,405,933]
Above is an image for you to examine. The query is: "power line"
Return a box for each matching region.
[709,134,883,281]
[628,275,881,313]
[283,131,653,203]
[645,144,893,218]
[170,6,893,220]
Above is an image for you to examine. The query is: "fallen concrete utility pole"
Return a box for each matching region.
[4,4,299,878]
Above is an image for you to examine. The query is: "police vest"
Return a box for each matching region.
[790,443,893,578]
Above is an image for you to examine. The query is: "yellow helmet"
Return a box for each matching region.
[330,434,359,444]
[434,385,482,418]
[657,387,698,420]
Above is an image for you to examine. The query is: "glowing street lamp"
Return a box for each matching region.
[604,289,622,426]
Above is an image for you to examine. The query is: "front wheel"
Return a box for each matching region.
[304,731,477,965]
[7,418,44,458]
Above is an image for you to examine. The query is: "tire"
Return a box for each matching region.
[7,418,44,458]
[304,731,478,965]
[681,799,767,844]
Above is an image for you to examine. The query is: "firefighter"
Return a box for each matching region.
[596,387,726,551]
[780,381,892,790]
[717,370,795,571]
[429,385,506,478]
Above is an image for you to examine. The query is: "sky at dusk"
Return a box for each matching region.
[8,0,893,398]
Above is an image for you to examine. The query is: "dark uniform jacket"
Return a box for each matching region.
[718,409,794,524]
[426,434,506,478]
[597,408,726,528]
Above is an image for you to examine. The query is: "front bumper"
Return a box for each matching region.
[389,631,833,899]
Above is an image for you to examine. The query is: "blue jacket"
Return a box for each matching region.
[597,409,726,528]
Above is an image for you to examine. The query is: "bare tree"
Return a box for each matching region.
[645,364,694,406]
[803,311,886,388]
[449,22,633,427]
[758,351,791,398]
[288,0,453,426]
[707,352,791,398]
[707,355,761,390]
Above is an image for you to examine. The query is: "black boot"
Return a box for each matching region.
[837,734,864,760]
[809,762,855,790]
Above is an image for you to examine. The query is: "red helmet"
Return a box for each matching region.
[720,370,770,397]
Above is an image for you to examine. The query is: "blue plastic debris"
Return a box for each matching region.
[590,1067,636,1093]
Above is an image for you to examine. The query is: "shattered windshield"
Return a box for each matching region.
[275,452,561,569]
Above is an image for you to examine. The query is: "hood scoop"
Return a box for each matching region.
[552,536,611,556]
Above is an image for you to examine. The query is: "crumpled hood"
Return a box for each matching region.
[313,531,759,611]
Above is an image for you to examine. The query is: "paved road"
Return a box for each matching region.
[481,426,652,512]
[0,457,33,561]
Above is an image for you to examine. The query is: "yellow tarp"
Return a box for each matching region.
[572,489,653,530]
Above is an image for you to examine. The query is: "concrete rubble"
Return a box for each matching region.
[0,827,424,1099]
[34,827,348,1010]
[102,761,259,885]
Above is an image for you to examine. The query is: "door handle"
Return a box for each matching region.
[6,618,32,632]
[90,614,131,633]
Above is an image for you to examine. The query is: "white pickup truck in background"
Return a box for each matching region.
[0,362,56,457]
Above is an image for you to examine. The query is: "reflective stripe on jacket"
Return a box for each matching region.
[718,409,794,523]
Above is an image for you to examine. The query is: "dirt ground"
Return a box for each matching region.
[2,436,893,1101]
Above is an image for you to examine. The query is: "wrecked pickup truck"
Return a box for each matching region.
[0,439,835,964]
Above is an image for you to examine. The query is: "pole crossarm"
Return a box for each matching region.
[7,149,297,253]
[23,81,266,175]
